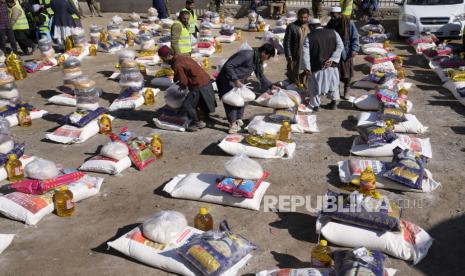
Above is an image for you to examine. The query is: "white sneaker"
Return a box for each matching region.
[228,122,241,134]
[236,119,244,127]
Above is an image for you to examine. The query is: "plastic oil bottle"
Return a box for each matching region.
[194,207,213,231]
[397,68,405,80]
[65,36,74,51]
[202,57,209,71]
[6,154,24,182]
[18,107,31,127]
[215,40,222,54]
[54,185,75,217]
[144,88,155,105]
[310,240,332,268]
[236,30,242,41]
[278,121,292,143]
[89,44,97,56]
[150,134,163,158]
[99,114,112,134]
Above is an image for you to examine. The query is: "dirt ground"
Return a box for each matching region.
[0,13,465,276]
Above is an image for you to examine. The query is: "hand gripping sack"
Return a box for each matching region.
[165,84,189,109]
[224,153,264,180]
[142,210,188,244]
[221,88,245,107]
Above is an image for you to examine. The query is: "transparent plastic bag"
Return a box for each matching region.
[221,88,245,107]
[0,133,13,154]
[25,158,59,180]
[177,220,256,276]
[142,210,188,244]
[224,153,264,180]
[268,89,295,108]
[101,141,129,161]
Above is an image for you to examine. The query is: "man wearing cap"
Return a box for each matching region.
[302,18,343,111]
[171,10,192,55]
[158,46,216,132]
[327,6,359,99]
[181,0,198,37]
[283,8,310,85]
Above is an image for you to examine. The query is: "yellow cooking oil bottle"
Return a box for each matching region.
[18,107,31,127]
[278,121,292,142]
[6,154,24,182]
[99,114,112,134]
[215,40,222,54]
[144,88,155,105]
[150,134,163,158]
[194,207,213,231]
[310,240,332,268]
[54,185,75,217]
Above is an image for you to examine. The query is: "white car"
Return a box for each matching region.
[397,0,465,38]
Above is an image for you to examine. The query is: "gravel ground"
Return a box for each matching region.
[0,14,464,276]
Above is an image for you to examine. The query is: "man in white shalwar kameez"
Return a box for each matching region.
[302,18,344,111]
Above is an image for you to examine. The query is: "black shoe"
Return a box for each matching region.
[342,87,350,100]
[187,124,200,132]
[187,121,206,132]
[312,106,319,112]
[328,100,338,110]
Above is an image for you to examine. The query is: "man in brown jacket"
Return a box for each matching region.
[158,46,216,132]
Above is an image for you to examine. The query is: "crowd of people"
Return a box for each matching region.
[0,0,102,55]
[165,1,360,133]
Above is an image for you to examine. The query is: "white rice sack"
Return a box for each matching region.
[0,174,102,225]
[0,138,13,154]
[163,173,270,211]
[224,153,264,180]
[247,115,319,135]
[215,34,236,43]
[256,268,334,276]
[353,94,413,112]
[316,217,433,264]
[266,89,295,108]
[218,134,296,159]
[0,234,14,254]
[221,88,245,107]
[142,211,187,244]
[108,225,252,276]
[109,94,144,111]
[0,88,19,99]
[45,115,114,144]
[358,112,428,134]
[6,109,48,127]
[24,158,59,180]
[337,160,441,193]
[350,135,432,158]
[101,141,129,160]
[443,81,465,106]
[79,156,131,175]
[48,93,77,106]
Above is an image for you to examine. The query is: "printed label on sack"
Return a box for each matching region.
[224,134,243,143]
[5,192,53,214]
[128,227,166,251]
[53,125,82,139]
[401,220,421,245]
[400,136,423,153]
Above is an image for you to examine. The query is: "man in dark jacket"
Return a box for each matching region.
[0,0,18,54]
[283,8,309,84]
[326,6,360,99]
[158,46,216,132]
[216,43,275,133]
